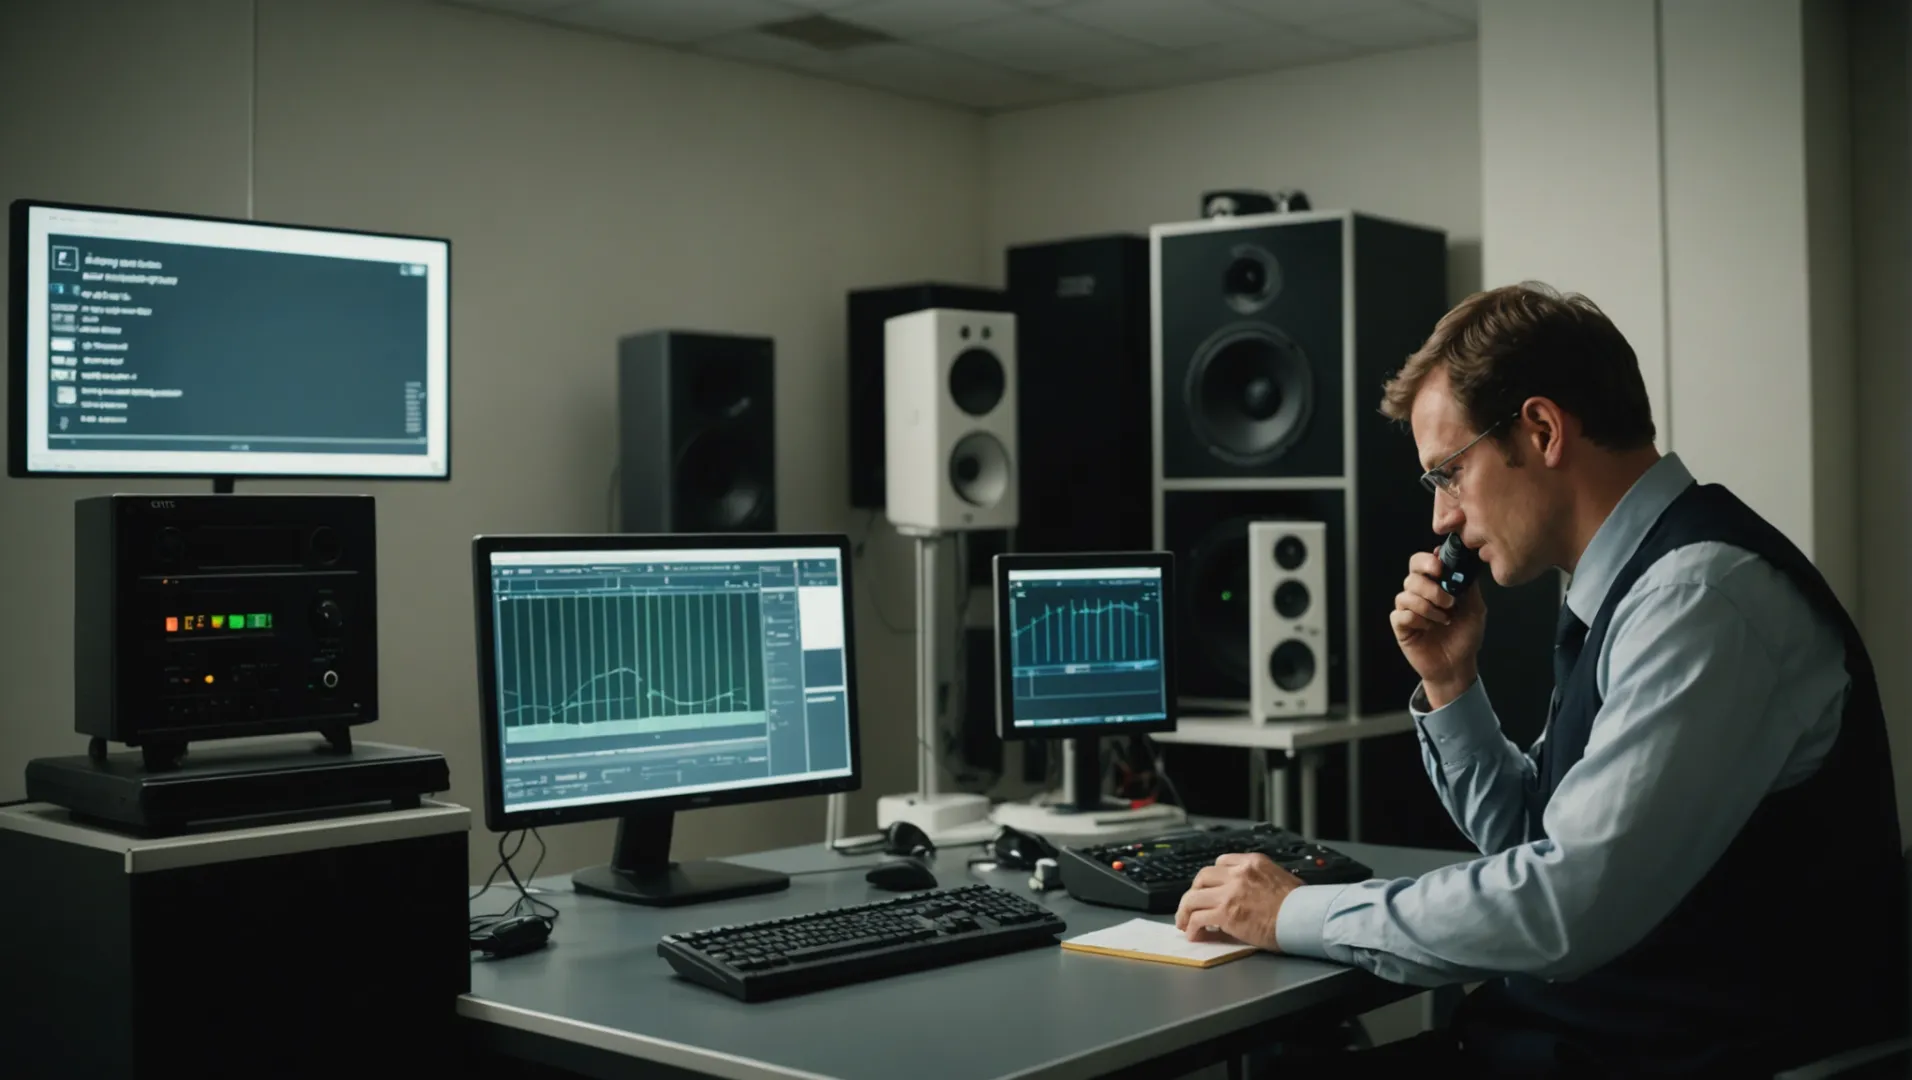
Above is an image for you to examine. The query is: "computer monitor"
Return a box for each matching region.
[471,532,861,907]
[993,551,1176,813]
[8,199,450,487]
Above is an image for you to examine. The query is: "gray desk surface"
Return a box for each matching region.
[461,837,1470,1080]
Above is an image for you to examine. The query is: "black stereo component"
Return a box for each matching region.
[24,739,447,835]
[74,494,378,768]
[618,329,776,533]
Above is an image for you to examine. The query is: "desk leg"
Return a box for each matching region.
[1298,749,1321,840]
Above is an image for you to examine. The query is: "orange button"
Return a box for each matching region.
[1112,861,1125,871]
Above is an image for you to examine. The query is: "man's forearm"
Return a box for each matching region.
[1413,678,1541,855]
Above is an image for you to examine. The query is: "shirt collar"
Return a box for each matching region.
[1564,452,1695,624]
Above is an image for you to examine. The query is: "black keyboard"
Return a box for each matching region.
[1058,825,1373,914]
[657,883,1067,1002]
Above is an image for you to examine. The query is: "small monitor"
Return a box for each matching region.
[994,551,1176,749]
[472,532,860,906]
[8,199,450,484]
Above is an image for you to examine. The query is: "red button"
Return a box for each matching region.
[1112,861,1125,871]
[1315,858,1326,866]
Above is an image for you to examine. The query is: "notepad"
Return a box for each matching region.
[1060,918,1259,968]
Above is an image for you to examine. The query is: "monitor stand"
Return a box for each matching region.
[991,737,1186,844]
[571,811,790,907]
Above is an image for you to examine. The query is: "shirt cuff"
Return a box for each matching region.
[1274,883,1348,959]
[1410,676,1500,756]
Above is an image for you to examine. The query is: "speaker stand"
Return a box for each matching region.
[852,528,992,846]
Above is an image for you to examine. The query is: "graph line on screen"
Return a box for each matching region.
[496,589,768,745]
[1011,598,1155,667]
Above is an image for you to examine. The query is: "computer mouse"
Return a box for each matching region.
[865,860,938,892]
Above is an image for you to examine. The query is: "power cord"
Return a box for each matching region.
[469,828,558,959]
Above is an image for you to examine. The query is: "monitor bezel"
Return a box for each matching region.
[7,197,453,482]
[471,531,863,834]
[993,549,1178,743]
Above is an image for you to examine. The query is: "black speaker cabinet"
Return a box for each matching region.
[1152,211,1555,725]
[618,330,775,533]
[847,282,1010,511]
[0,800,469,1078]
[1005,233,1153,555]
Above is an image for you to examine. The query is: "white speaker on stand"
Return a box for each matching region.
[831,308,1018,847]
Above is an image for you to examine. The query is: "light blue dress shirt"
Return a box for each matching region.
[1273,453,1849,986]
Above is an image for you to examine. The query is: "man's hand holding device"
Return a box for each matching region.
[1392,533,1488,710]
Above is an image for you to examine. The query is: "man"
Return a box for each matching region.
[1174,282,1907,1075]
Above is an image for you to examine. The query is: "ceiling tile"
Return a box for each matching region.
[448,0,591,14]
[1411,0,1477,22]
[923,12,1155,75]
[1217,0,1415,26]
[833,0,1024,37]
[1307,4,1471,50]
[834,42,1087,109]
[1064,49,1268,92]
[1057,0,1274,51]
[558,0,802,45]
[695,29,845,74]
[1192,27,1356,71]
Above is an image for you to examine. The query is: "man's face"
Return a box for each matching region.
[1409,370,1550,587]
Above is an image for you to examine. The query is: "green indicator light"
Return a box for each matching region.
[253,613,272,628]
[229,615,246,629]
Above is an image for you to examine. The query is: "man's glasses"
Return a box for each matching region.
[1419,413,1518,496]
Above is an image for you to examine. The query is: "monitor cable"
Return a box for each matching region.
[470,828,559,959]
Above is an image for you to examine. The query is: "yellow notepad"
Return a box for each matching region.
[1060,918,1259,968]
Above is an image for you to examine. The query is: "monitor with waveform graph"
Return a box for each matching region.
[993,551,1177,741]
[472,532,861,907]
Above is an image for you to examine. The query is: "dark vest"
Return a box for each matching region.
[1458,482,1908,1076]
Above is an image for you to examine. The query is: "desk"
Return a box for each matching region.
[1151,713,1417,840]
[461,837,1468,1080]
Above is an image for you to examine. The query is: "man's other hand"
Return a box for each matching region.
[1172,852,1304,951]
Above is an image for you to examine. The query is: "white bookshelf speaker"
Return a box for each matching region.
[1249,519,1329,720]
[883,308,1019,534]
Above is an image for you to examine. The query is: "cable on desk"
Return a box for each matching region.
[469,828,558,958]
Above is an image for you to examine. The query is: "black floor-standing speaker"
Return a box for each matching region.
[618,330,776,533]
[1150,211,1556,849]
[952,236,1159,782]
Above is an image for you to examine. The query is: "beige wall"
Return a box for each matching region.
[0,0,987,881]
[982,41,1484,301]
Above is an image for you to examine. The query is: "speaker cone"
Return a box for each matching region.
[1183,324,1313,465]
[674,429,768,529]
[1270,640,1317,692]
[948,432,1010,508]
[1274,533,1307,570]
[1273,580,1310,619]
[1223,244,1280,315]
[949,347,1006,417]
[1186,519,1251,686]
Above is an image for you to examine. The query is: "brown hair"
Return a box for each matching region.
[1380,282,1656,451]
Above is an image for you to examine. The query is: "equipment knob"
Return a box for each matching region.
[321,669,339,690]
[313,598,344,631]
